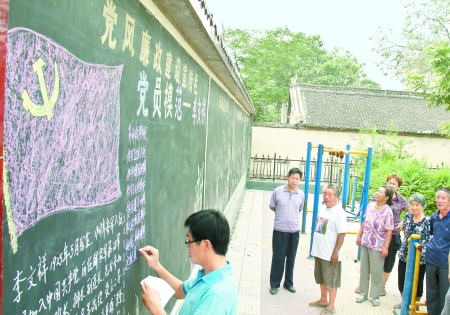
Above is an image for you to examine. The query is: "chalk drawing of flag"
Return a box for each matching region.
[4,27,123,241]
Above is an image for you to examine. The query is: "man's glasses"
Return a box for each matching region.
[185,239,199,245]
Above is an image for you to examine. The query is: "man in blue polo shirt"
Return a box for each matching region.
[139,209,238,315]
[426,187,450,315]
[269,167,305,295]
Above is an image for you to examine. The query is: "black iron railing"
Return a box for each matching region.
[250,153,354,183]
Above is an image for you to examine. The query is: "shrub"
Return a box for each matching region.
[353,127,450,216]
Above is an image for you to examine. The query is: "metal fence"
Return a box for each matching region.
[250,153,355,183]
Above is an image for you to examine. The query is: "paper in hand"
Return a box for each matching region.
[140,275,175,307]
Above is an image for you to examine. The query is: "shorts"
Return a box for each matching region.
[384,234,401,273]
[314,257,341,289]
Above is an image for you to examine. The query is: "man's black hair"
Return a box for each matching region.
[288,167,303,178]
[184,209,230,256]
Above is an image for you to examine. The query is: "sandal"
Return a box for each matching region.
[320,307,336,315]
[381,286,386,296]
[356,295,368,303]
[393,303,401,309]
[372,298,381,307]
[309,300,327,308]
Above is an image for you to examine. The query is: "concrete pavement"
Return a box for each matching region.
[227,189,414,315]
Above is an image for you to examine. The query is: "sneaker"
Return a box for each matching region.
[269,288,278,295]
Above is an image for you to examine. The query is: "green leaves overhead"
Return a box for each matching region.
[224,27,380,121]
[372,0,450,136]
[407,41,450,109]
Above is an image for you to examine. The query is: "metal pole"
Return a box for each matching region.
[337,169,341,189]
[357,147,373,260]
[329,155,333,183]
[351,176,358,212]
[400,235,420,315]
[308,144,323,259]
[273,153,276,181]
[361,147,373,214]
[341,144,351,208]
[302,142,312,234]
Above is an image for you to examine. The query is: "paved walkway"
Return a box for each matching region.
[228,189,407,315]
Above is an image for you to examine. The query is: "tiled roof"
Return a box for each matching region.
[289,83,450,135]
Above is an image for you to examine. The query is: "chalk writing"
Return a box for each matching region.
[165,51,172,79]
[13,270,26,303]
[174,57,181,84]
[128,124,147,143]
[137,71,149,117]
[193,73,198,95]
[219,94,229,113]
[101,0,117,49]
[122,13,135,57]
[124,122,147,270]
[175,86,183,121]
[182,64,188,88]
[5,28,123,240]
[188,69,194,93]
[12,225,125,314]
[164,81,174,118]
[153,42,162,74]
[153,77,162,118]
[192,97,206,125]
[140,30,151,67]
[94,214,125,240]
[194,163,204,211]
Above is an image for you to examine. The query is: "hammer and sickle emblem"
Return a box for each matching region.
[21,57,60,119]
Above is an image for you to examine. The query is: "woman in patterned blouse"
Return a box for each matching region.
[356,186,394,307]
[393,193,431,310]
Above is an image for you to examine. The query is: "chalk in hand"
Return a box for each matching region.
[139,248,152,256]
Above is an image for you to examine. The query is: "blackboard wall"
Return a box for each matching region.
[2,0,253,314]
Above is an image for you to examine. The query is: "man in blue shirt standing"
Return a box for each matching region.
[140,209,238,315]
[426,187,450,315]
[269,167,305,295]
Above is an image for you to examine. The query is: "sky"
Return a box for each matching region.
[205,0,406,91]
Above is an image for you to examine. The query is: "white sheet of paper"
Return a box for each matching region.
[140,275,175,308]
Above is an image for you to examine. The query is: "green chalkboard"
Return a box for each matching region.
[1,0,251,314]
[204,80,251,213]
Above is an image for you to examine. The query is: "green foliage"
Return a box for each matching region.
[353,127,450,215]
[406,40,450,136]
[372,0,450,84]
[406,40,450,109]
[224,27,380,121]
[373,0,450,136]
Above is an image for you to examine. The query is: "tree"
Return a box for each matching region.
[407,40,450,134]
[224,27,380,122]
[372,0,450,135]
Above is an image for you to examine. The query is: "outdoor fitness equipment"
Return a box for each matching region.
[394,234,428,315]
[303,142,373,259]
